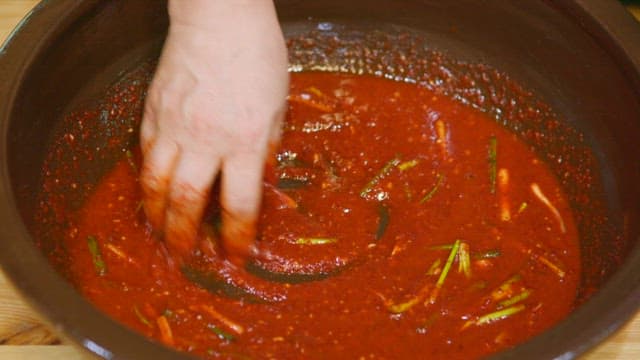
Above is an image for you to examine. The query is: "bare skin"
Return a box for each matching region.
[140,0,289,264]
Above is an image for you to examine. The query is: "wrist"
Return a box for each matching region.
[168,0,277,30]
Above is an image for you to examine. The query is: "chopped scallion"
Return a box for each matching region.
[295,237,337,245]
[133,306,152,328]
[419,173,444,204]
[398,159,419,171]
[498,289,531,308]
[208,324,236,342]
[87,235,106,276]
[491,274,521,301]
[375,205,390,241]
[536,255,566,278]
[458,242,471,278]
[387,297,421,314]
[426,258,442,276]
[518,202,528,213]
[475,304,525,326]
[430,239,460,303]
[488,136,497,194]
[428,244,454,251]
[437,240,460,289]
[360,156,401,198]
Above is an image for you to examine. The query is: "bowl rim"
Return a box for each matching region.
[0,1,639,359]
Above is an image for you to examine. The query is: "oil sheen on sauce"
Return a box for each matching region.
[59,72,580,359]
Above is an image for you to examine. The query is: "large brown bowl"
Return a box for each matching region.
[1,0,640,359]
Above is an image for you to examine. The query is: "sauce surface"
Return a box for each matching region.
[55,72,580,359]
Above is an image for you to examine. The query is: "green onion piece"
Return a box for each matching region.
[488,136,497,194]
[491,274,521,301]
[133,306,152,328]
[498,289,531,308]
[306,86,324,97]
[426,258,442,276]
[295,237,337,245]
[360,156,402,198]
[208,324,236,342]
[436,240,460,289]
[518,202,528,213]
[87,235,106,276]
[537,255,566,279]
[398,159,419,171]
[475,304,525,326]
[419,173,444,204]
[458,242,472,278]
[277,177,310,190]
[473,249,502,259]
[135,201,144,214]
[430,240,460,303]
[387,297,421,314]
[125,150,138,173]
[375,205,390,241]
[428,244,454,251]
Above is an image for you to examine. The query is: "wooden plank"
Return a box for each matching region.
[0,345,90,359]
[0,1,639,359]
[0,271,55,344]
[0,0,40,44]
[585,318,640,359]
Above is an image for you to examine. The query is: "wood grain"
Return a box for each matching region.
[0,0,39,45]
[0,273,45,343]
[0,1,639,359]
[0,346,87,360]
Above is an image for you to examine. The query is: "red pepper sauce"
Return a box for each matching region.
[61,72,580,359]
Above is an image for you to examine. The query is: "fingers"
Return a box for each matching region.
[140,136,179,231]
[220,151,267,264]
[164,153,220,259]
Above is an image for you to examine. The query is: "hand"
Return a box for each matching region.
[140,0,289,263]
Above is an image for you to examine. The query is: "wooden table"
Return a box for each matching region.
[1,1,639,359]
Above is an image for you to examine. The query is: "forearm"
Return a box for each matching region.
[169,0,279,31]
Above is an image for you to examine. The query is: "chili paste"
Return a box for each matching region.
[49,72,580,359]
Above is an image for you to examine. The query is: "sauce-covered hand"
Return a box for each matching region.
[140,0,289,263]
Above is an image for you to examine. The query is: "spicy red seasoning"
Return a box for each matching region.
[58,72,580,359]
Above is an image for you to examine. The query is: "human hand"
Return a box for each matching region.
[140,0,289,264]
